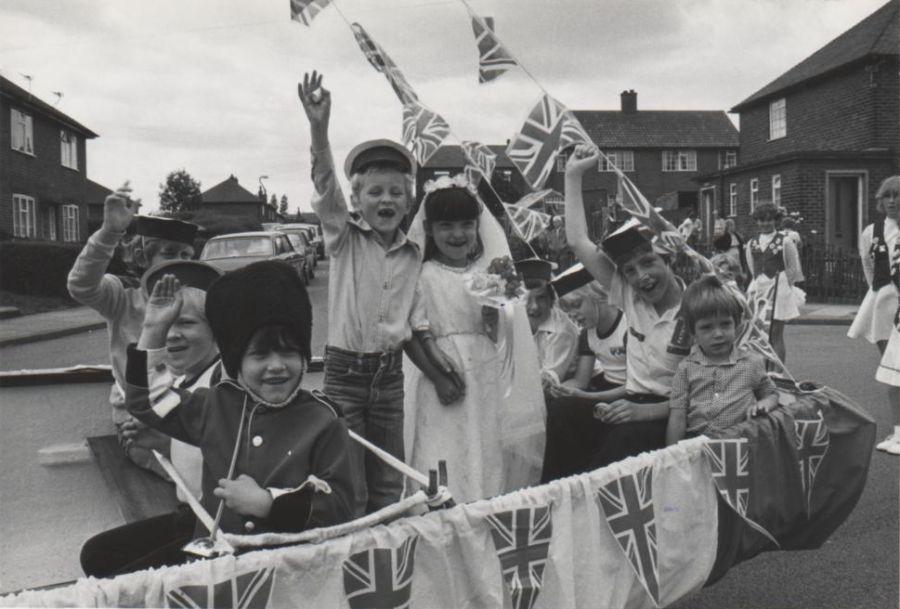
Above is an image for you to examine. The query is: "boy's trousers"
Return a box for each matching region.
[323,345,405,516]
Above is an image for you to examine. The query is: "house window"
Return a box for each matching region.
[12,194,37,238]
[60,130,78,170]
[10,109,34,155]
[62,204,80,242]
[769,98,786,140]
[46,207,57,240]
[750,178,759,210]
[772,174,781,207]
[729,184,737,217]
[723,151,737,169]
[600,150,634,172]
[662,150,697,172]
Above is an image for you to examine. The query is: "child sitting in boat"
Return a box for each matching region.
[125,260,354,540]
[81,260,223,577]
[67,184,198,478]
[666,274,780,444]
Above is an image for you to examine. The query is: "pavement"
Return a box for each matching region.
[0,300,860,348]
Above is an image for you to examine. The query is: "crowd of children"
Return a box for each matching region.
[66,70,900,576]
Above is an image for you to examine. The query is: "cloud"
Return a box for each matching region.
[0,0,888,212]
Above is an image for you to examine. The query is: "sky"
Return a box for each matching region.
[0,0,888,213]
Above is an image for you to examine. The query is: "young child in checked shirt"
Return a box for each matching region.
[666,275,780,444]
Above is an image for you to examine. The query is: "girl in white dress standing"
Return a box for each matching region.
[403,176,545,503]
[860,176,900,453]
[745,202,805,363]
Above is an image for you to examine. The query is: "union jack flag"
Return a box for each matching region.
[559,112,592,152]
[703,438,750,516]
[343,536,419,609]
[596,466,659,605]
[470,15,518,83]
[703,438,780,547]
[486,506,553,609]
[506,94,572,190]
[165,567,275,609]
[350,23,418,106]
[461,140,497,180]
[402,101,450,166]
[464,164,482,187]
[503,203,551,243]
[795,411,830,514]
[289,0,331,26]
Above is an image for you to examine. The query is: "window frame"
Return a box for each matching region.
[60,129,79,170]
[662,150,697,172]
[729,184,738,217]
[62,204,80,242]
[10,109,34,155]
[750,178,759,211]
[12,194,37,238]
[769,98,786,140]
[47,206,57,241]
[772,174,782,207]
[599,150,634,172]
[724,151,737,169]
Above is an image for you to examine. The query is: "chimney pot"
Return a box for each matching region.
[620,90,637,113]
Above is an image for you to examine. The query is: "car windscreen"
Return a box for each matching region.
[201,237,272,259]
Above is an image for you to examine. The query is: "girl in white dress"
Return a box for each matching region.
[403,176,545,503]
[866,176,900,454]
[745,202,805,363]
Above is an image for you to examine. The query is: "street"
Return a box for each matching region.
[0,259,896,607]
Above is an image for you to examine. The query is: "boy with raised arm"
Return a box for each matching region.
[298,71,458,514]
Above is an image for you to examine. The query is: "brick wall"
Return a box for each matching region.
[739,58,899,164]
[0,97,91,241]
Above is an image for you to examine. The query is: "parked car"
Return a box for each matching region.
[280,223,324,262]
[285,232,316,281]
[199,231,307,282]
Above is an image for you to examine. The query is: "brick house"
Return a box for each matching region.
[698,0,899,251]
[0,75,109,242]
[200,175,283,222]
[546,91,739,240]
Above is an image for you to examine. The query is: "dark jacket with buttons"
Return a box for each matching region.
[125,345,355,536]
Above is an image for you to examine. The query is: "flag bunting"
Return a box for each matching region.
[470,16,518,83]
[350,23,419,106]
[794,411,830,515]
[402,101,451,166]
[289,0,331,26]
[165,567,275,609]
[486,506,553,609]
[343,535,419,609]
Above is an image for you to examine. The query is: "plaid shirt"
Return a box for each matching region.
[669,345,776,434]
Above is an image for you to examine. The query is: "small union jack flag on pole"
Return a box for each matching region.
[703,438,780,547]
[402,101,450,166]
[165,567,276,609]
[289,0,331,26]
[350,23,419,106]
[470,15,518,83]
[486,506,553,609]
[506,94,573,190]
[343,536,419,609]
[795,411,830,514]
[461,140,497,181]
[596,466,660,606]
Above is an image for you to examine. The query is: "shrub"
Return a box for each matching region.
[0,240,128,298]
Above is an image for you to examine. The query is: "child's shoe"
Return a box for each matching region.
[875,434,900,454]
[886,440,900,456]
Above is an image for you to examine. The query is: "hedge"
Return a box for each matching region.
[0,240,129,298]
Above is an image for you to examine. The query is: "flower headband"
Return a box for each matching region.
[423,173,478,196]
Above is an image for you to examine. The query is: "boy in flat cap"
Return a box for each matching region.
[299,71,456,515]
[68,183,198,476]
[563,144,690,467]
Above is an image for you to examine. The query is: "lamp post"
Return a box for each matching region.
[258,175,269,199]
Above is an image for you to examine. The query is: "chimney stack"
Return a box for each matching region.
[620,90,637,113]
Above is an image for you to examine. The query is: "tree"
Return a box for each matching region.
[159,169,202,214]
[279,195,289,216]
[269,194,277,208]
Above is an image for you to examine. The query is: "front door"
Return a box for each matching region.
[827,175,861,251]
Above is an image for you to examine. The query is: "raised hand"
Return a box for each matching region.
[565,144,599,177]
[298,70,331,132]
[103,181,141,233]
[143,274,184,332]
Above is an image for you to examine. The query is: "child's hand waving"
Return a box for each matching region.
[138,275,183,349]
[298,71,331,132]
[103,181,141,233]
[565,144,599,177]
[214,474,273,518]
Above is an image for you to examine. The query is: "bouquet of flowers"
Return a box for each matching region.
[464,256,525,308]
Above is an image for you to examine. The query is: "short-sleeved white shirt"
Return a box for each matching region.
[608,272,690,396]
